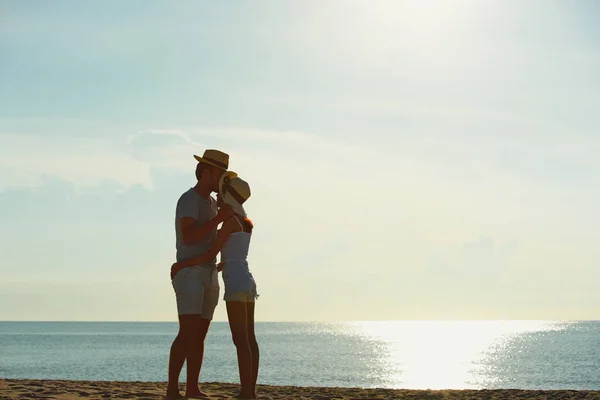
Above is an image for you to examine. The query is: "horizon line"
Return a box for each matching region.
[2,319,599,323]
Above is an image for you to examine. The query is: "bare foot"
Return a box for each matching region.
[185,389,210,398]
[164,388,184,400]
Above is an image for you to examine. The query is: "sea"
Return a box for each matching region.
[1,321,600,390]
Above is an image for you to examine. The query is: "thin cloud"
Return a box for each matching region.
[127,129,199,147]
[0,132,153,192]
[0,126,364,193]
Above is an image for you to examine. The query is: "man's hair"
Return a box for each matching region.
[195,163,207,181]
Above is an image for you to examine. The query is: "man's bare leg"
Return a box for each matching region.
[166,315,202,400]
[185,317,211,398]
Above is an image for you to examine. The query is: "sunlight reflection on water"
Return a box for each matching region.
[347,320,567,389]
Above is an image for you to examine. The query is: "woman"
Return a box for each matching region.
[171,175,259,399]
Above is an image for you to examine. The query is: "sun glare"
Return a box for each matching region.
[352,321,561,389]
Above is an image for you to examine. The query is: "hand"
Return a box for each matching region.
[217,262,224,272]
[170,262,181,280]
[217,204,234,221]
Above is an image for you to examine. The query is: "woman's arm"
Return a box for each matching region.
[171,217,238,278]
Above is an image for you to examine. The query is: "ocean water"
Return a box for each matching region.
[1,321,600,390]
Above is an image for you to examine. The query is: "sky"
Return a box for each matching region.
[1,0,599,322]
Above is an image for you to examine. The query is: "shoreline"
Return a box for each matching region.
[3,379,600,400]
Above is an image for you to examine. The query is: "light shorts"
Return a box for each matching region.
[224,291,256,302]
[223,283,258,303]
[171,265,219,319]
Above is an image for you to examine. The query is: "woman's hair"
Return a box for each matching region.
[241,217,254,232]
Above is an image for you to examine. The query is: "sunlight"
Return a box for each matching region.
[332,0,491,71]
[362,0,479,35]
[352,321,562,389]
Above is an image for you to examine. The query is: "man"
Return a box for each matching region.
[166,149,233,400]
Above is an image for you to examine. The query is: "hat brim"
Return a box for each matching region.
[231,203,247,218]
[194,155,228,170]
[223,192,247,217]
[218,171,239,195]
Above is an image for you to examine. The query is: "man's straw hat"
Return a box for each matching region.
[193,149,229,170]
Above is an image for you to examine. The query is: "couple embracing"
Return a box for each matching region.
[166,149,259,400]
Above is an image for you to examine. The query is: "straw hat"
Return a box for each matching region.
[193,149,229,170]
[222,176,251,217]
[219,171,238,195]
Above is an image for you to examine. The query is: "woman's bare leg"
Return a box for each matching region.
[226,301,253,397]
[246,302,259,397]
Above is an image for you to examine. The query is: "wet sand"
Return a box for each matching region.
[2,379,600,399]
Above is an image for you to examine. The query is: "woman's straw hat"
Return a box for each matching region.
[222,176,251,217]
[219,171,238,195]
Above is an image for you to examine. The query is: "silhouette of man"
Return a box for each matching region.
[166,149,233,399]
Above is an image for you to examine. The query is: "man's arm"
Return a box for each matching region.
[179,204,233,245]
[171,217,237,277]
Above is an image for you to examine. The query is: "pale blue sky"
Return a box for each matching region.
[1,0,599,321]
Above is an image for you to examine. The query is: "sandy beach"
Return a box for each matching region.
[2,379,600,400]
